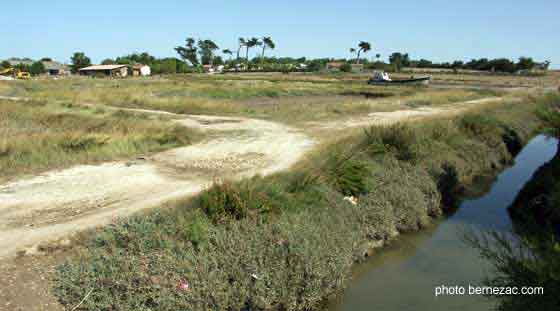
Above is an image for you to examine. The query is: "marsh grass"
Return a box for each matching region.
[53,94,544,311]
[1,76,493,125]
[0,100,198,181]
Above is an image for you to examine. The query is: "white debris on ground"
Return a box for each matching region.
[343,196,358,205]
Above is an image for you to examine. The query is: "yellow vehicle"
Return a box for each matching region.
[0,68,31,79]
[16,71,31,79]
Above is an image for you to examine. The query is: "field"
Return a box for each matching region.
[0,72,558,310]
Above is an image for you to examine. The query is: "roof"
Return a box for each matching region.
[42,61,67,71]
[326,62,344,68]
[79,64,127,71]
[132,64,149,69]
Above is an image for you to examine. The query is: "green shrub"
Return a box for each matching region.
[458,114,503,146]
[55,206,361,311]
[365,159,440,232]
[364,124,419,162]
[339,63,352,73]
[324,152,371,197]
[196,180,272,222]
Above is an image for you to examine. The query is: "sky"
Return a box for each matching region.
[2,0,559,68]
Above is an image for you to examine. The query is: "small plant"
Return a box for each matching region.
[59,135,106,151]
[364,124,419,162]
[196,180,271,222]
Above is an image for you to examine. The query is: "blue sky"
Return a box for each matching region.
[3,0,559,68]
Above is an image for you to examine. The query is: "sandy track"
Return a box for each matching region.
[314,97,504,130]
[0,96,503,258]
[0,112,313,258]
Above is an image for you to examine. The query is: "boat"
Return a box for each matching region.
[368,71,430,85]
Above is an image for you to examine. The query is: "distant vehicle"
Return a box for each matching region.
[0,68,31,80]
[368,71,430,85]
[16,71,31,79]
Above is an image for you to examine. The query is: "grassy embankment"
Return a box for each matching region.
[0,99,198,182]
[0,77,500,125]
[52,92,551,310]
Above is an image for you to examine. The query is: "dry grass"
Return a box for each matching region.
[0,99,199,181]
[0,75,499,126]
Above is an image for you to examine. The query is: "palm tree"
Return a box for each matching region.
[222,49,233,61]
[245,37,260,68]
[356,41,372,64]
[349,48,357,62]
[375,53,381,61]
[260,37,276,65]
[237,38,246,60]
[197,39,219,65]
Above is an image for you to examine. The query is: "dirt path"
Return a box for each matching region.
[0,112,314,259]
[313,97,505,130]
[0,96,505,259]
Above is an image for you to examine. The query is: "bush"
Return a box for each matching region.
[339,63,352,73]
[55,205,361,311]
[196,180,272,223]
[364,124,419,162]
[364,160,440,232]
[459,114,503,146]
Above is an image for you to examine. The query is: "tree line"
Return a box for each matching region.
[2,37,551,75]
[386,53,550,73]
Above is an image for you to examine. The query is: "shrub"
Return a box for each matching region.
[196,180,271,222]
[458,114,503,147]
[364,124,419,162]
[324,152,371,197]
[339,63,352,73]
[55,206,361,311]
[363,159,440,232]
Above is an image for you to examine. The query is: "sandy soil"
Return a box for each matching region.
[312,97,505,130]
[0,111,313,259]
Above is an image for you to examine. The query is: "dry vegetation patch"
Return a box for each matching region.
[0,100,198,181]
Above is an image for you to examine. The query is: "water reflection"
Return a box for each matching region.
[328,135,559,311]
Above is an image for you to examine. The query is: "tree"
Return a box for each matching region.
[222,49,233,61]
[260,37,275,65]
[389,52,410,71]
[175,37,199,66]
[375,53,381,61]
[40,57,53,62]
[237,38,246,60]
[212,56,224,66]
[1,61,11,69]
[197,39,219,65]
[245,37,260,66]
[516,57,536,71]
[29,61,46,75]
[101,58,115,65]
[70,52,91,73]
[349,48,357,61]
[355,41,372,64]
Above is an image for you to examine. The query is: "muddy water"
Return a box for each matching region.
[328,135,559,311]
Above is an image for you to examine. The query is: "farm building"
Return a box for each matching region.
[79,64,128,77]
[132,64,151,76]
[42,61,69,76]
